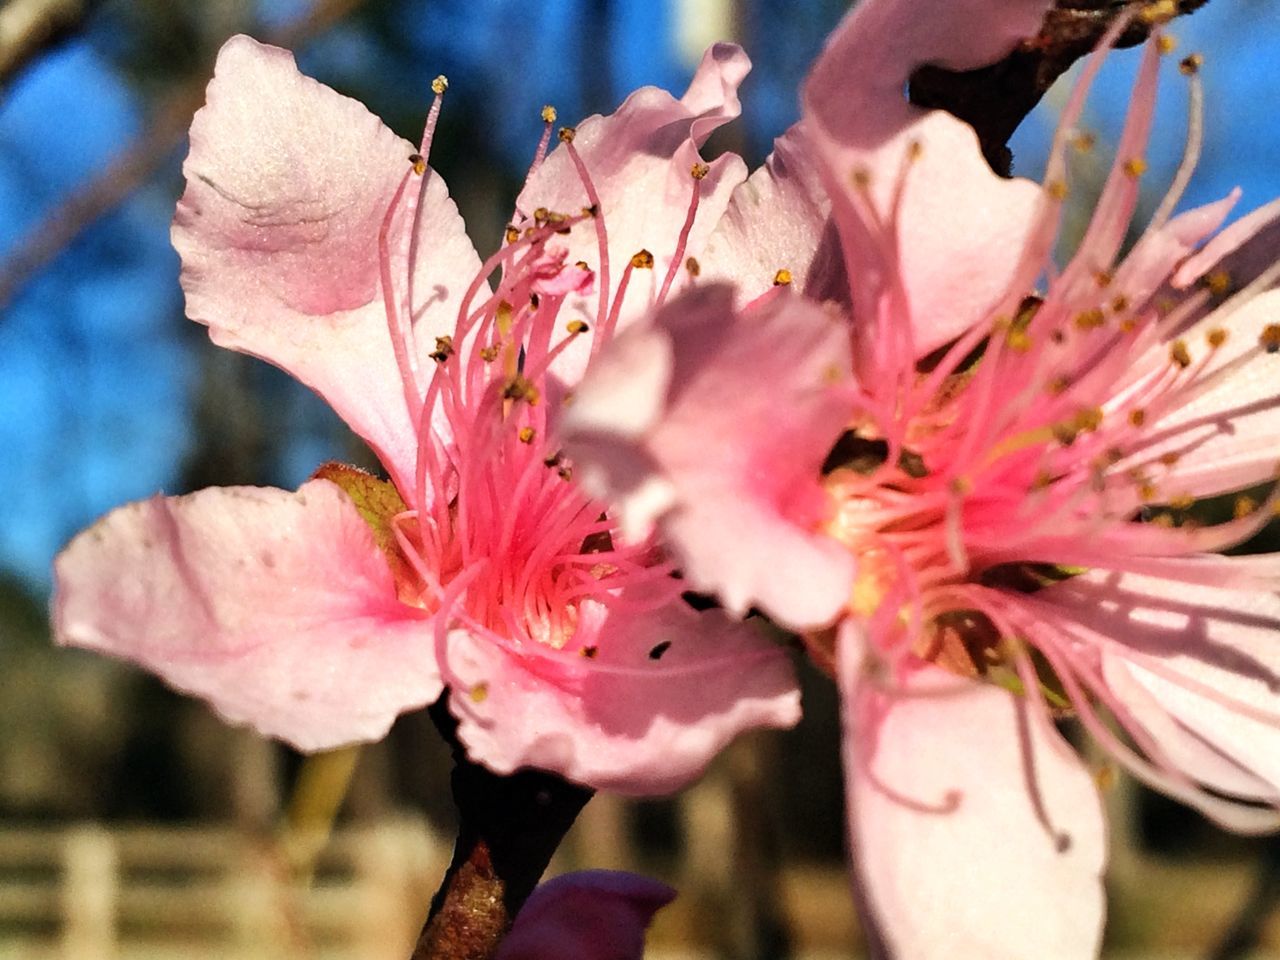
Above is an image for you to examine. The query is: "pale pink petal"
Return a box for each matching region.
[1173,195,1280,289]
[445,596,800,795]
[839,640,1106,960]
[802,0,1048,358]
[173,36,483,495]
[1117,288,1280,498]
[1041,570,1280,799]
[698,123,846,306]
[496,871,675,960]
[518,44,750,384]
[562,285,855,630]
[53,480,439,752]
[1114,190,1240,309]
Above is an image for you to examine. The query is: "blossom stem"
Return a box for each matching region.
[411,695,593,960]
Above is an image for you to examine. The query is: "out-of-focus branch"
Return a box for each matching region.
[0,0,96,87]
[909,0,1211,176]
[0,0,367,312]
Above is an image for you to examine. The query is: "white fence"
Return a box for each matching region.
[0,820,449,960]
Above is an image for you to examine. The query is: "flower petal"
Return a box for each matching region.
[518,44,750,384]
[446,596,800,795]
[496,871,675,960]
[1120,288,1280,498]
[172,36,483,495]
[53,479,439,751]
[1042,570,1280,801]
[839,639,1106,960]
[698,123,847,306]
[562,284,855,630]
[802,0,1048,358]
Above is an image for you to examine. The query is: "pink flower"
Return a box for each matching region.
[52,35,801,794]
[562,0,1280,954]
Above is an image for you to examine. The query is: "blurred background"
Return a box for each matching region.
[0,0,1278,957]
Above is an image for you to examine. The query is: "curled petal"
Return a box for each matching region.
[802,0,1048,359]
[839,638,1106,960]
[518,44,751,384]
[446,597,800,795]
[562,284,855,630]
[53,480,438,751]
[496,871,675,960]
[699,123,848,307]
[173,36,483,495]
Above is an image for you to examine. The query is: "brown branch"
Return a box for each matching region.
[0,0,368,312]
[909,0,1211,176]
[412,697,593,960]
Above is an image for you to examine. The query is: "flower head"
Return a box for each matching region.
[562,0,1280,952]
[53,35,801,794]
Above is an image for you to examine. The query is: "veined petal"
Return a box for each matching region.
[53,480,439,751]
[496,871,675,960]
[699,123,848,307]
[802,0,1048,359]
[446,597,800,795]
[1119,288,1280,498]
[518,44,750,384]
[172,36,483,496]
[562,285,855,630]
[840,640,1106,960]
[1041,570,1280,800]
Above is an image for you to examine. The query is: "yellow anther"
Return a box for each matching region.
[630,250,655,269]
[1234,495,1258,519]
[429,335,454,363]
[503,374,540,405]
[1138,482,1158,502]
[1139,0,1176,24]
[518,426,535,444]
[533,207,550,225]
[1052,422,1080,446]
[541,104,557,123]
[566,319,589,335]
[469,683,488,703]
[691,162,711,180]
[1180,53,1204,75]
[1072,131,1097,153]
[580,645,599,659]
[1129,408,1147,427]
[409,153,426,176]
[852,167,871,189]
[1074,308,1106,330]
[907,139,924,161]
[1151,512,1175,528]
[1205,269,1232,295]
[431,75,449,95]
[1170,339,1192,368]
[1094,270,1113,288]
[479,345,500,362]
[1262,324,1280,354]
[1047,375,1071,395]
[1157,34,1177,55]
[575,260,590,270]
[685,256,701,277]
[504,225,519,244]
[1006,328,1032,352]
[558,126,577,143]
[950,476,973,496]
[1206,328,1228,349]
[1111,294,1130,313]
[1077,408,1104,432]
[1159,452,1181,467]
[1047,179,1069,201]
[1123,157,1148,178]
[773,268,793,286]
[1169,494,1195,511]
[1119,317,1138,333]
